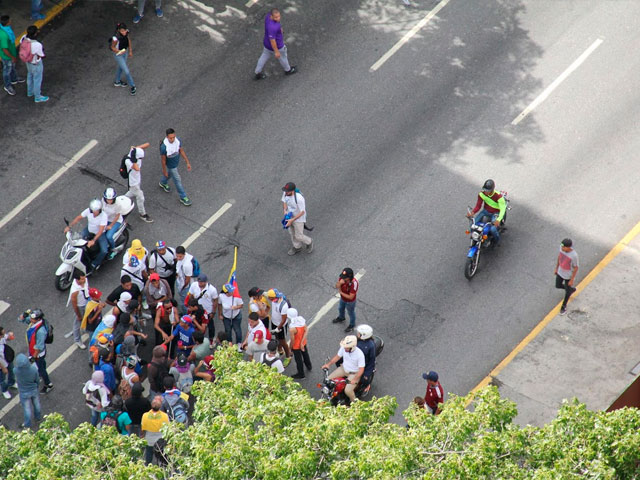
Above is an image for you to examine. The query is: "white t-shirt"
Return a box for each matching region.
[148,248,176,278]
[101,199,122,223]
[125,156,142,187]
[219,293,243,319]
[21,37,45,64]
[281,192,307,223]
[270,298,289,329]
[121,263,146,290]
[68,279,89,308]
[338,346,365,373]
[176,253,194,291]
[188,283,218,314]
[163,137,181,157]
[248,322,267,342]
[81,208,108,234]
[258,352,284,373]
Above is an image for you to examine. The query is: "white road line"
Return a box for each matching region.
[308,270,366,330]
[181,202,233,249]
[511,38,604,125]
[0,140,98,231]
[0,301,10,316]
[369,0,451,72]
[245,0,259,8]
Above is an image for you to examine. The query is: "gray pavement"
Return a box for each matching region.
[1,0,640,430]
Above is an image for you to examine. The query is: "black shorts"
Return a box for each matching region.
[273,324,288,340]
[260,316,270,330]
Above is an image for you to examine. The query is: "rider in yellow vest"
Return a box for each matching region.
[466,179,506,244]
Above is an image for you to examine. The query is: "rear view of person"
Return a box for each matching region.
[161,375,189,424]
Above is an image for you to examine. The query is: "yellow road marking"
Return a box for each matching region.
[14,0,77,47]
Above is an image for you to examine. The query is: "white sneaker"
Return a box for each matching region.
[76,342,87,350]
[2,391,11,399]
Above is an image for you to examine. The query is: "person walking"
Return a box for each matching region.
[83,370,110,426]
[422,370,444,415]
[24,309,53,393]
[0,326,16,399]
[20,25,48,103]
[254,8,297,80]
[288,308,312,379]
[159,128,192,206]
[30,0,45,20]
[0,16,24,96]
[124,144,154,223]
[13,353,42,429]
[67,270,89,349]
[555,238,579,315]
[281,182,313,255]
[332,267,359,333]
[141,395,169,464]
[110,22,136,96]
[133,0,163,24]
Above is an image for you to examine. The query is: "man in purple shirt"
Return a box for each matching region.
[254,8,297,80]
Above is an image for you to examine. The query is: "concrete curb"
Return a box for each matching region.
[14,0,76,47]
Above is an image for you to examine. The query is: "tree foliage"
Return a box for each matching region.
[2,346,639,479]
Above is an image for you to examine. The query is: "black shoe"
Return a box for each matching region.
[139,213,154,223]
[559,306,567,315]
[130,86,136,96]
[332,317,345,324]
[292,373,305,379]
[285,66,297,76]
[344,326,354,333]
[40,384,53,394]
[306,364,312,371]
[255,72,266,80]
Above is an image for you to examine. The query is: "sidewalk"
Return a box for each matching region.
[0,0,75,46]
[493,225,640,426]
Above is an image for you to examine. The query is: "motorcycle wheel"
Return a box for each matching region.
[464,251,480,280]
[112,228,130,257]
[55,271,73,291]
[331,394,350,407]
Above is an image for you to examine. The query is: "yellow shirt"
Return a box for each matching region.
[141,410,169,446]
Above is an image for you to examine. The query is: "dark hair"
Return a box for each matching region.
[176,246,185,254]
[163,298,173,306]
[248,312,259,321]
[131,382,144,398]
[163,375,175,390]
[188,298,199,307]
[270,8,280,15]
[193,331,204,344]
[0,15,10,26]
[216,331,227,343]
[120,312,131,326]
[73,269,85,280]
[120,275,132,284]
[267,339,278,352]
[26,25,38,39]
[561,238,573,247]
[0,326,4,335]
[166,128,175,136]
[116,22,127,30]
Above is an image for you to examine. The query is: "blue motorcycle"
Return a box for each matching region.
[464,193,510,280]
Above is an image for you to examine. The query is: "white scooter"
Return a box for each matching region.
[54,196,134,291]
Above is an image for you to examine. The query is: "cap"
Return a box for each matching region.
[181,315,192,324]
[339,267,354,279]
[340,335,357,349]
[198,273,208,282]
[222,283,235,294]
[267,288,281,299]
[156,241,166,249]
[248,287,264,297]
[422,371,439,382]
[149,273,160,281]
[177,354,188,367]
[119,292,132,302]
[204,355,214,366]
[282,182,296,192]
[561,238,573,247]
[89,288,102,299]
[253,330,264,341]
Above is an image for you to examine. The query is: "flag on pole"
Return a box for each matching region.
[227,246,242,299]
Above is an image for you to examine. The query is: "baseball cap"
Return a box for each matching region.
[181,315,192,324]
[248,287,264,297]
[282,182,296,192]
[198,273,208,282]
[222,283,235,294]
[422,371,439,382]
[149,273,160,281]
[339,267,354,279]
[119,292,132,302]
[177,354,188,367]
[156,240,166,249]
[253,330,264,341]
[89,288,102,300]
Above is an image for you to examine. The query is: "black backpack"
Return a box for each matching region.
[41,318,54,344]
[118,148,136,179]
[150,361,170,392]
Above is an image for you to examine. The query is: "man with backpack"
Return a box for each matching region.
[281,182,313,256]
[24,309,53,393]
[258,340,285,373]
[161,375,189,424]
[169,354,194,394]
[120,143,153,223]
[20,25,48,103]
[148,241,177,296]
[100,395,133,434]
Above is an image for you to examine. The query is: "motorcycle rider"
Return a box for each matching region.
[321,335,365,403]
[355,324,376,391]
[101,187,122,260]
[64,199,109,272]
[466,179,506,245]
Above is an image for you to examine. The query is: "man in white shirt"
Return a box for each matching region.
[186,274,218,342]
[64,199,109,271]
[175,246,194,313]
[281,182,313,256]
[67,271,90,349]
[124,143,153,223]
[321,335,365,403]
[241,312,269,361]
[148,241,177,296]
[267,288,292,364]
[21,25,48,103]
[217,283,243,345]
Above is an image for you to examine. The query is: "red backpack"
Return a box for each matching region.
[19,39,34,63]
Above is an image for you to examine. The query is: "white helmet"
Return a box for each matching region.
[89,198,102,212]
[103,187,117,201]
[356,324,373,340]
[340,335,357,349]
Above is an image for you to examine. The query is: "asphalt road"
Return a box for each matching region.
[1,0,640,429]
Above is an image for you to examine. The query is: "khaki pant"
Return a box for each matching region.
[126,184,146,216]
[328,366,358,402]
[289,222,312,249]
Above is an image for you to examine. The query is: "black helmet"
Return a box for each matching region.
[482,179,495,192]
[30,309,44,320]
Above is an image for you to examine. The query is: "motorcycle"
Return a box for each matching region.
[464,191,510,280]
[317,334,384,407]
[54,196,134,291]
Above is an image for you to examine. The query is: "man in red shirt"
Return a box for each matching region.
[332,268,359,333]
[422,371,444,415]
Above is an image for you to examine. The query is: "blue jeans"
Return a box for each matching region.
[31,0,43,17]
[0,364,15,392]
[26,61,44,99]
[113,52,135,87]
[82,227,109,267]
[20,391,42,427]
[35,356,51,385]
[474,209,500,243]
[160,166,187,199]
[338,299,357,327]
[223,314,242,344]
[90,408,101,426]
[2,58,17,88]
[105,221,121,250]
